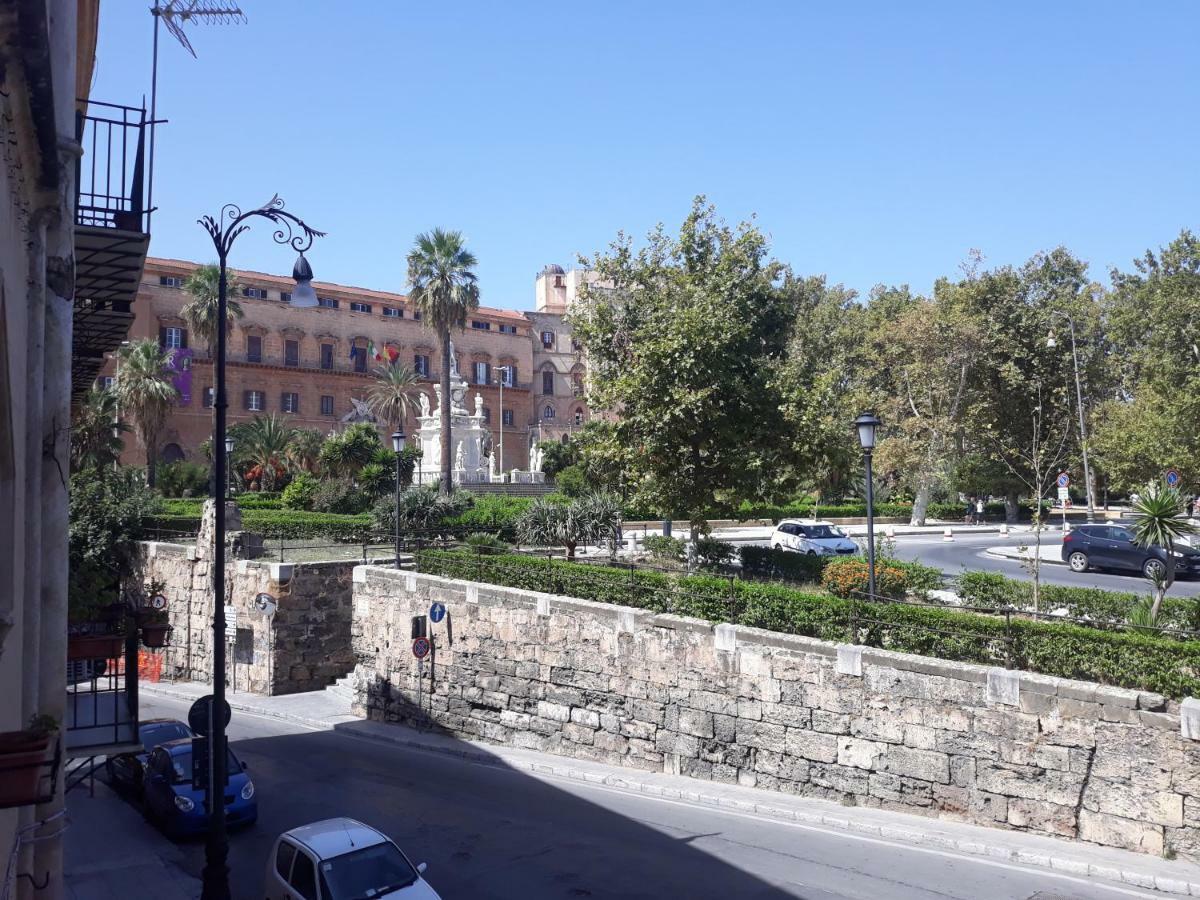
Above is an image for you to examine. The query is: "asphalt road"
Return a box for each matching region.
[133,695,1162,900]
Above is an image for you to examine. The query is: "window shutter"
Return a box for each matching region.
[180,329,189,349]
[159,326,167,348]
[243,390,250,411]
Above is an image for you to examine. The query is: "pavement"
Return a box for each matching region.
[123,680,1200,898]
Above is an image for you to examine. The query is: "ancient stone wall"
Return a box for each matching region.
[351,565,1200,859]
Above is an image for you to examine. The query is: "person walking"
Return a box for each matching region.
[975,497,985,525]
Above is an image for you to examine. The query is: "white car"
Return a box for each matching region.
[770,519,858,556]
[265,817,441,900]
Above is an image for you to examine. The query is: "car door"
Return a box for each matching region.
[287,848,320,900]
[143,750,171,818]
[267,839,299,900]
[1106,526,1141,572]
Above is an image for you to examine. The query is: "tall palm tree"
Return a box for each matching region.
[407,229,479,494]
[286,428,326,475]
[115,339,178,488]
[366,362,421,433]
[71,384,128,471]
[238,414,296,492]
[1131,482,1199,622]
[180,263,245,358]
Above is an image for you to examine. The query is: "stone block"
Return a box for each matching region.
[1084,781,1184,828]
[810,710,850,734]
[883,746,950,784]
[570,708,600,729]
[837,737,884,770]
[1077,809,1163,855]
[714,623,737,653]
[975,762,1085,807]
[563,723,595,745]
[809,762,870,795]
[835,644,862,677]
[1183,698,1200,741]
[736,720,786,750]
[537,700,571,723]
[1006,798,1076,836]
[986,668,1020,706]
[714,714,737,743]
[786,729,839,764]
[737,698,762,721]
[352,565,368,583]
[678,708,715,739]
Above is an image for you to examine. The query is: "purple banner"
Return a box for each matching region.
[169,347,193,405]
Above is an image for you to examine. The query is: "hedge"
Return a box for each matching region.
[416,550,1200,697]
[738,546,943,598]
[144,509,374,541]
[160,495,283,515]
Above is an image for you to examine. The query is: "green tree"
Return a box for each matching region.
[539,439,578,479]
[115,339,179,488]
[516,493,622,561]
[407,228,480,495]
[571,197,795,543]
[236,414,296,492]
[286,428,326,476]
[71,385,127,472]
[180,263,244,358]
[318,423,383,478]
[1130,482,1199,622]
[366,363,421,432]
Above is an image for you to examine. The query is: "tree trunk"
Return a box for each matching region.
[440,329,452,495]
[910,482,931,527]
[566,541,576,561]
[145,431,157,488]
[1005,492,1019,524]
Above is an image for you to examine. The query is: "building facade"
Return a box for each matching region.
[104,259,593,475]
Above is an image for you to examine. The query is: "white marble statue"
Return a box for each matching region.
[491,449,500,476]
[432,384,443,415]
[455,441,465,471]
[418,391,431,418]
[474,393,484,418]
[532,445,544,472]
[449,339,460,376]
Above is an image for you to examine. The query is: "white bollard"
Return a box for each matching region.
[999,522,1009,536]
[943,528,954,542]
[884,525,896,539]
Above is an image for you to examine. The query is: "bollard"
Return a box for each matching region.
[942,528,954,542]
[884,525,896,539]
[999,522,1008,536]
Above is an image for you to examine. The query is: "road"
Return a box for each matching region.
[133,695,1163,900]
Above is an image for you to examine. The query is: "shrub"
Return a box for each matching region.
[239,509,372,541]
[889,560,944,599]
[236,494,283,510]
[694,537,735,569]
[553,464,588,498]
[821,557,907,600]
[281,473,319,511]
[312,477,372,515]
[464,532,509,552]
[156,461,210,497]
[447,495,531,540]
[644,535,685,562]
[738,545,829,583]
[371,485,471,534]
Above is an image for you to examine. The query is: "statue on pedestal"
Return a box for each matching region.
[418,391,431,418]
[455,441,465,472]
[474,393,484,418]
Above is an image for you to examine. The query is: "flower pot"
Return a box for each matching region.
[139,623,172,649]
[67,633,125,661]
[0,732,51,807]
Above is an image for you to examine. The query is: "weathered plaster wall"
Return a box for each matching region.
[351,565,1200,860]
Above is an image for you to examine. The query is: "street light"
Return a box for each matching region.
[223,437,235,500]
[1046,314,1096,521]
[854,412,881,599]
[198,195,324,900]
[392,429,406,568]
[495,366,511,482]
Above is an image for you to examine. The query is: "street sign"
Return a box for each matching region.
[254,593,277,617]
[1057,472,1070,488]
[429,602,446,624]
[412,636,431,660]
[149,594,168,610]
[1166,468,1181,488]
[187,695,231,737]
[223,604,237,641]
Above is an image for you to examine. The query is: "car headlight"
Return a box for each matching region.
[174,795,195,812]
[240,780,255,800]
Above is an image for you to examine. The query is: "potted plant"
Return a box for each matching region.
[137,603,172,649]
[67,568,128,661]
[0,715,58,807]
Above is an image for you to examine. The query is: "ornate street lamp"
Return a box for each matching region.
[198,196,324,900]
[1046,315,1096,521]
[854,412,881,599]
[392,429,406,568]
[223,437,235,500]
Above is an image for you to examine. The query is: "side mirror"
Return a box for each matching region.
[417,862,428,875]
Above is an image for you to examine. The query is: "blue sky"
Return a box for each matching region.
[90,2,1199,309]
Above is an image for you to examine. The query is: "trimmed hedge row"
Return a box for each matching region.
[416,550,1200,697]
[160,495,284,516]
[144,509,373,541]
[738,546,943,597]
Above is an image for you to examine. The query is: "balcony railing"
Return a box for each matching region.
[75,100,152,233]
[65,633,139,756]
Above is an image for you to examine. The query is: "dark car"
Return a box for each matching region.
[1061,524,1200,579]
[106,719,194,794]
[142,739,257,838]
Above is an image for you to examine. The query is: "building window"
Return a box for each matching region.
[471,320,491,331]
[246,335,262,363]
[285,339,299,367]
[482,407,491,423]
[159,275,183,288]
[554,275,564,288]
[412,311,422,321]
[242,286,269,299]
[542,370,554,395]
[281,392,300,413]
[572,374,584,397]
[245,390,265,412]
[472,361,490,385]
[280,291,292,303]
[571,338,582,351]
[543,405,555,419]
[414,354,430,377]
[350,301,372,313]
[574,408,584,426]
[320,395,334,416]
[353,345,367,373]
[96,376,115,390]
[499,323,517,335]
[318,297,339,309]
[383,306,402,318]
[202,387,214,408]
[320,343,334,370]
[499,366,514,387]
[502,409,514,427]
[541,330,555,349]
[161,326,186,350]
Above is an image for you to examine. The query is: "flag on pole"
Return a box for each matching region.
[386,345,399,364]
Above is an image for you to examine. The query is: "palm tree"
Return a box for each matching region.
[317,423,381,479]
[407,229,479,494]
[71,385,128,471]
[366,362,421,433]
[115,339,178,488]
[180,263,245,357]
[286,428,326,475]
[238,414,296,492]
[1131,482,1199,623]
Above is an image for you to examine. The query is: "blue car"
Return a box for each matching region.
[142,738,257,838]
[106,718,194,795]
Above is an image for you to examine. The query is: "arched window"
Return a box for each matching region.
[543,405,555,419]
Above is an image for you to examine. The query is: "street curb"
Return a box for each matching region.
[139,682,355,732]
[984,547,1068,567]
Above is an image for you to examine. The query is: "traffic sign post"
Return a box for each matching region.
[1057,472,1070,489]
[1166,468,1181,489]
[429,602,446,624]
[187,695,231,737]
[412,636,431,715]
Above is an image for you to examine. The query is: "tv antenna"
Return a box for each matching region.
[148,2,248,215]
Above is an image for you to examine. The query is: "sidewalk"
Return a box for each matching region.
[142,680,1200,895]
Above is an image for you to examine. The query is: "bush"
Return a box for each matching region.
[889,560,944,599]
[464,532,509,552]
[236,494,283,509]
[694,537,735,569]
[156,461,210,497]
[821,557,907,600]
[447,495,531,541]
[738,545,830,583]
[312,477,372,515]
[239,509,372,541]
[281,473,319,511]
[644,535,685,562]
[371,485,471,535]
[553,464,588,498]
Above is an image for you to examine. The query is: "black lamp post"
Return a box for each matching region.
[854,412,881,599]
[223,437,234,500]
[392,429,406,568]
[198,196,323,900]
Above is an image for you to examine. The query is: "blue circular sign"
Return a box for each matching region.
[1166,468,1181,488]
[429,602,446,624]
[412,636,431,659]
[1057,472,1070,488]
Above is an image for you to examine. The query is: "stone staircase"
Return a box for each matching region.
[325,672,356,704]
[468,482,557,497]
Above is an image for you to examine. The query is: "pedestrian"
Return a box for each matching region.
[975,497,985,525]
[964,496,974,525]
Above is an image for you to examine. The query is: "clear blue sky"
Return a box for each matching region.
[89,2,1199,309]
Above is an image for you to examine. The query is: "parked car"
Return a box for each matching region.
[106,718,195,795]
[770,520,857,556]
[142,738,256,838]
[1061,524,1200,578]
[265,818,441,900]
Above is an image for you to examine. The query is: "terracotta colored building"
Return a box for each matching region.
[102,258,592,473]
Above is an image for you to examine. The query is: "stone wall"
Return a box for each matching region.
[140,541,354,695]
[351,565,1200,859]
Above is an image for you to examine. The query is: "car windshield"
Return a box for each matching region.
[168,747,242,785]
[140,722,191,753]
[801,525,838,539]
[319,842,418,900]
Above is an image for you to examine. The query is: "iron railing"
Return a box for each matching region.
[75,100,153,233]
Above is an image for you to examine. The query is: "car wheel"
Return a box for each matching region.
[1068,551,1089,573]
[806,550,816,556]
[1144,558,1166,580]
[773,544,782,551]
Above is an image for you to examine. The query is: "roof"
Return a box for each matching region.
[145,257,528,323]
[285,817,389,859]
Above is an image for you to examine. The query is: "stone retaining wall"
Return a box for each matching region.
[351,565,1200,859]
